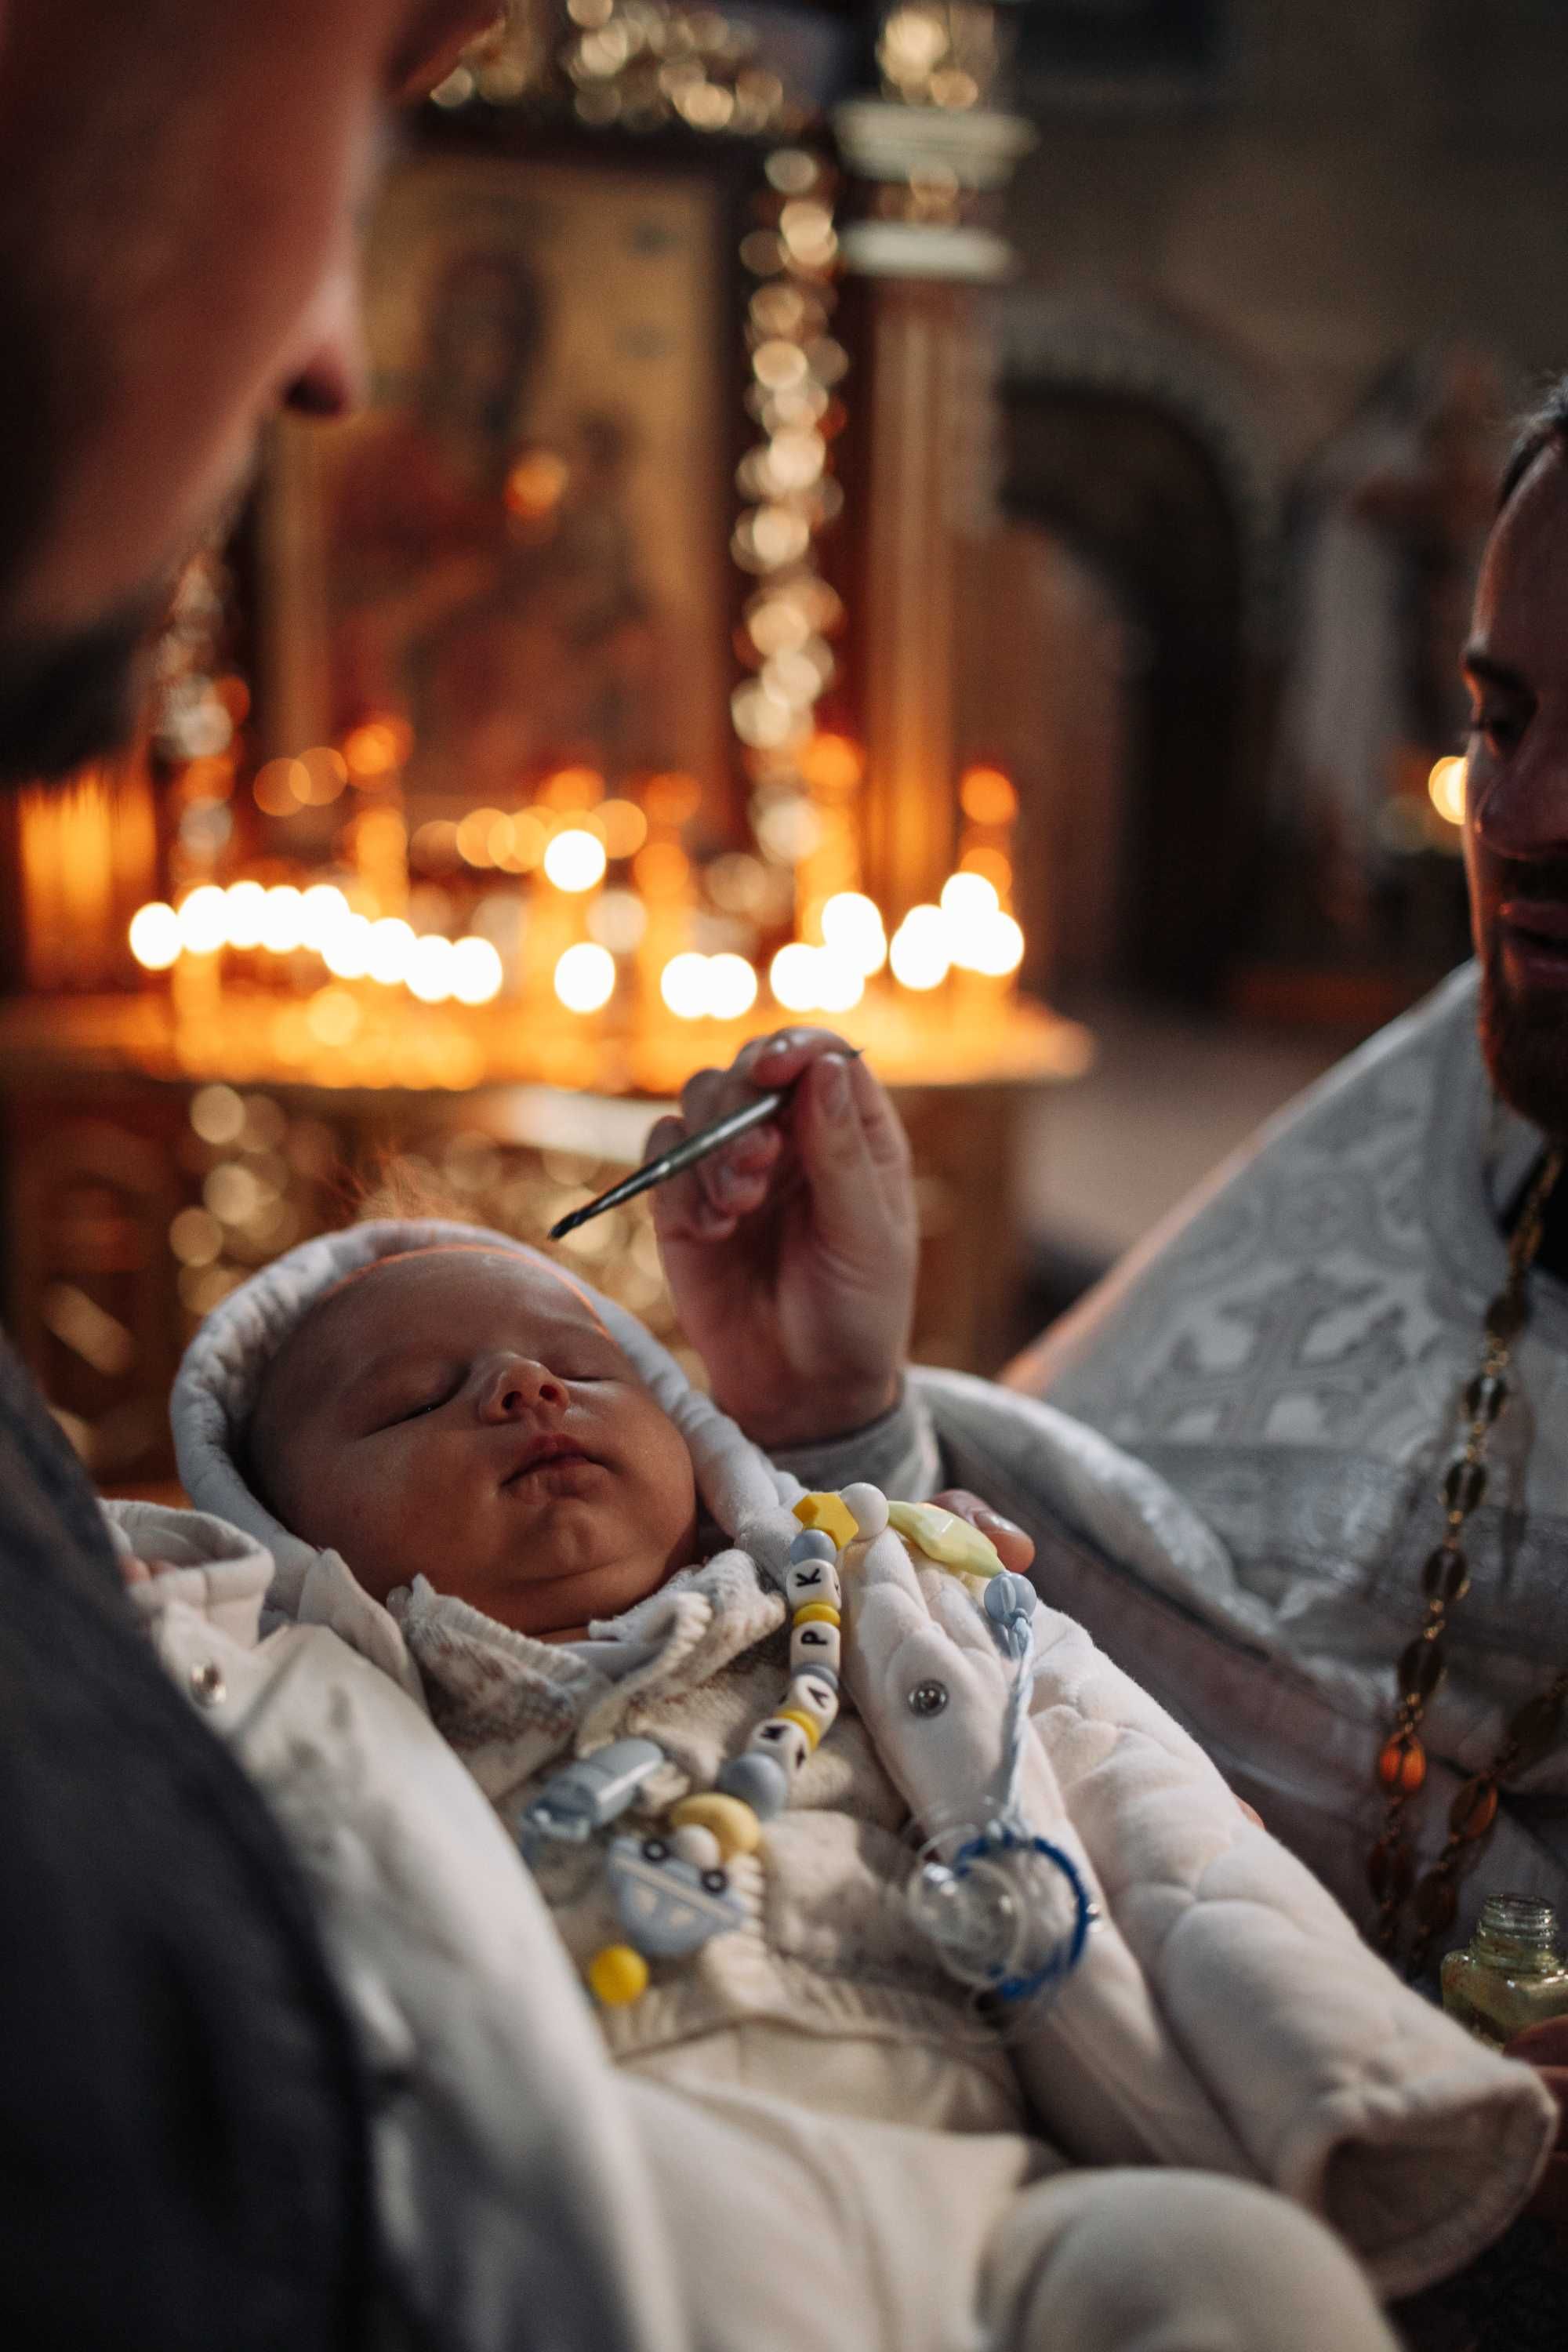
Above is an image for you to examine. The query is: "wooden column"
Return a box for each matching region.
[836,99,1034,924]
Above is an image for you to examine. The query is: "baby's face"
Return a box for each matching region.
[249,1250,699,1638]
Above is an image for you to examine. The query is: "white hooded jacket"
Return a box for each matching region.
[122,1218,1555,2329]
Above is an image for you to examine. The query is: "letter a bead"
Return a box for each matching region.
[747,1715,811,1777]
[784,1675,839,1738]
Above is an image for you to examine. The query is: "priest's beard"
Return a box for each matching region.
[0,599,160,785]
[1479,930,1568,1142]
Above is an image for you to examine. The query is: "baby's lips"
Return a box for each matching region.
[502,1436,596,1485]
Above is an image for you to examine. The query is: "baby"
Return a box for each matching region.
[245,1243,702,1641]
[140,1211,1556,2352]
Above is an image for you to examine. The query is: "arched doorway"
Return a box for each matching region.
[994,300,1280,1004]
[1003,385,1253,1000]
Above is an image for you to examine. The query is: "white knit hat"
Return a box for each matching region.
[172,1218,804,1615]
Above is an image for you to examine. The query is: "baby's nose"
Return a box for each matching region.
[477,1356,567,1420]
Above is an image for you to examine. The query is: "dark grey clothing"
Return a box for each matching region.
[0,1337,374,2350]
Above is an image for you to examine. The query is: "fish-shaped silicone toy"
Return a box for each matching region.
[885,1501,1004,1579]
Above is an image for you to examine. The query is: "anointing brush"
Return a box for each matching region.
[548,1051,863,1241]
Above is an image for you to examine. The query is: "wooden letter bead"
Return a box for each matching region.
[793,1601,840,1629]
[588,1944,649,2006]
[746,1715,812,1777]
[784,1674,839,1737]
[793,1492,858,1550]
[670,1791,761,1858]
[785,1558,843,1611]
[790,1618,842,1678]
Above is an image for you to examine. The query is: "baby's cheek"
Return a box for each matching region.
[329,1450,445,1591]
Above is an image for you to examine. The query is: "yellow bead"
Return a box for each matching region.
[793,1492,858,1550]
[775,1708,822,1751]
[886,1500,1004,1579]
[793,1601,841,1628]
[588,1944,649,2006]
[670,1791,762,1858]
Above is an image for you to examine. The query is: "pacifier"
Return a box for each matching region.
[906,1817,1094,2011]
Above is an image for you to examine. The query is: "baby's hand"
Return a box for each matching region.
[119,1555,180,1587]
[651,1029,918,1450]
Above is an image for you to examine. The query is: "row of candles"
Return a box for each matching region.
[127,863,1025,1029]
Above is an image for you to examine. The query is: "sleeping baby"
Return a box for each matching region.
[129,1215,1554,2352]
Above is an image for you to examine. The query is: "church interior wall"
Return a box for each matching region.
[1007,0,1568,466]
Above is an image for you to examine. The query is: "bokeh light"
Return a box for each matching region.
[452,936,504,1005]
[661,952,713,1020]
[890,905,951,991]
[820,891,887,975]
[343,717,411,780]
[706,953,760,1019]
[939,871,1000,924]
[1428,755,1467,827]
[177,886,227,956]
[954,911,1025,978]
[769,942,820,1012]
[406,935,456,1004]
[959,766,1018,826]
[259,885,305,956]
[554,942,616,1014]
[129,902,181,970]
[540,765,605,811]
[365,917,415,987]
[225,879,267,949]
[598,799,648,859]
[253,757,307,817]
[321,913,373,981]
[456,807,506,868]
[299,884,350,953]
[543,827,608,892]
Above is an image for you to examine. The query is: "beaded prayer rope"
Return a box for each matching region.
[1368,1149,1568,1976]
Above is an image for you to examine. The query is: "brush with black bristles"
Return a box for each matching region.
[549,1049,864,1242]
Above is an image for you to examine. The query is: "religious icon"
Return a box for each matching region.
[258,151,733,822]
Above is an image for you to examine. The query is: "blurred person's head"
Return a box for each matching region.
[1465,376,1568,1136]
[0,0,498,783]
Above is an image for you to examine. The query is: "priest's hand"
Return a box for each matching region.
[924,1490,1036,1578]
[651,1029,917,1450]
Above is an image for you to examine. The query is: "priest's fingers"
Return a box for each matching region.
[929,1490,1036,1576]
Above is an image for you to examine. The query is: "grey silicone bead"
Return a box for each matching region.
[789,1529,838,1563]
[984,1571,1035,1624]
[716,1752,791,1820]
